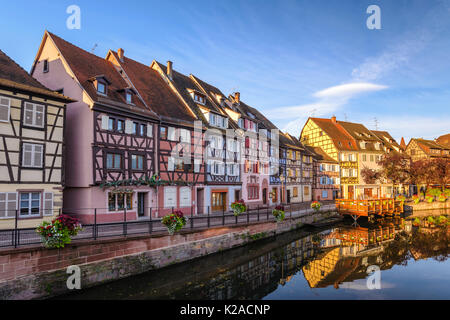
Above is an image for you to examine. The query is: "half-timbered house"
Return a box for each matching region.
[307,146,340,201]
[31,32,161,223]
[0,49,73,229]
[105,51,205,216]
[151,62,241,213]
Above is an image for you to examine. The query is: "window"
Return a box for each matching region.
[370,154,374,162]
[248,186,259,200]
[43,59,49,73]
[108,118,115,131]
[97,81,106,94]
[238,118,244,128]
[132,122,138,135]
[19,192,40,217]
[193,93,206,105]
[126,92,132,104]
[106,153,122,169]
[362,154,367,161]
[293,187,298,198]
[322,190,328,199]
[22,143,43,168]
[131,154,144,170]
[117,119,124,133]
[0,193,16,218]
[23,102,45,128]
[0,96,10,122]
[160,127,168,139]
[108,193,132,211]
[304,186,310,196]
[139,124,145,136]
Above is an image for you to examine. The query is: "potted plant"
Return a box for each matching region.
[36,215,82,248]
[412,194,420,204]
[396,195,406,204]
[231,199,246,217]
[311,201,321,212]
[425,194,434,203]
[438,193,447,202]
[161,210,186,235]
[272,205,285,222]
[412,217,421,227]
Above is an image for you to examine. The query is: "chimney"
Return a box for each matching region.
[331,116,337,123]
[167,61,173,80]
[117,48,124,62]
[234,92,240,103]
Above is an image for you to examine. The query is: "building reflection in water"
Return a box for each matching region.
[59,216,449,300]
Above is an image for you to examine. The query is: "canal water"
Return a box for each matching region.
[56,212,449,300]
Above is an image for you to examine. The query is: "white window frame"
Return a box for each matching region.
[22,143,43,168]
[23,102,45,128]
[0,96,11,123]
[19,192,41,217]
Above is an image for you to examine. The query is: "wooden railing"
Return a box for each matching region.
[335,198,404,217]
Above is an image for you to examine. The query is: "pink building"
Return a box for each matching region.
[31,32,204,223]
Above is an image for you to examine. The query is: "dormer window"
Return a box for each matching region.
[194,93,205,104]
[97,81,106,94]
[126,91,132,104]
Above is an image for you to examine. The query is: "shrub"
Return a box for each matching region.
[412,217,421,227]
[425,194,434,203]
[438,193,447,202]
[412,194,420,204]
[427,188,441,197]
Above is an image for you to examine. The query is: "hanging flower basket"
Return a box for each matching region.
[36,215,82,248]
[231,200,246,217]
[161,210,186,235]
[272,205,285,222]
[311,201,321,212]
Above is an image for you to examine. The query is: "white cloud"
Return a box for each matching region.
[261,82,388,137]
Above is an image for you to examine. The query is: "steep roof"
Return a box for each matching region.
[46,32,154,117]
[371,130,401,152]
[337,121,383,152]
[0,49,72,102]
[436,133,450,148]
[108,51,196,124]
[309,117,358,151]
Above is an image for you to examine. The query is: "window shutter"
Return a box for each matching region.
[43,192,54,216]
[168,127,176,141]
[224,118,228,128]
[0,97,10,122]
[194,159,201,173]
[179,187,191,207]
[101,115,109,130]
[164,187,177,208]
[22,144,33,167]
[34,145,43,168]
[125,120,133,134]
[147,124,153,137]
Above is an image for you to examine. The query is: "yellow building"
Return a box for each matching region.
[301,116,394,199]
[0,49,73,229]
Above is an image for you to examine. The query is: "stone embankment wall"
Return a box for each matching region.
[404,201,450,216]
[0,209,338,300]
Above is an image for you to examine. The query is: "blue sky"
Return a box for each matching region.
[1,0,449,142]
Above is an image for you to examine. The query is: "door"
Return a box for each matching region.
[212,192,227,212]
[287,190,291,204]
[364,188,372,199]
[262,188,267,205]
[348,186,354,200]
[197,188,204,214]
[234,189,241,202]
[137,193,145,217]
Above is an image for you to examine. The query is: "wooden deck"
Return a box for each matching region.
[335,198,404,219]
